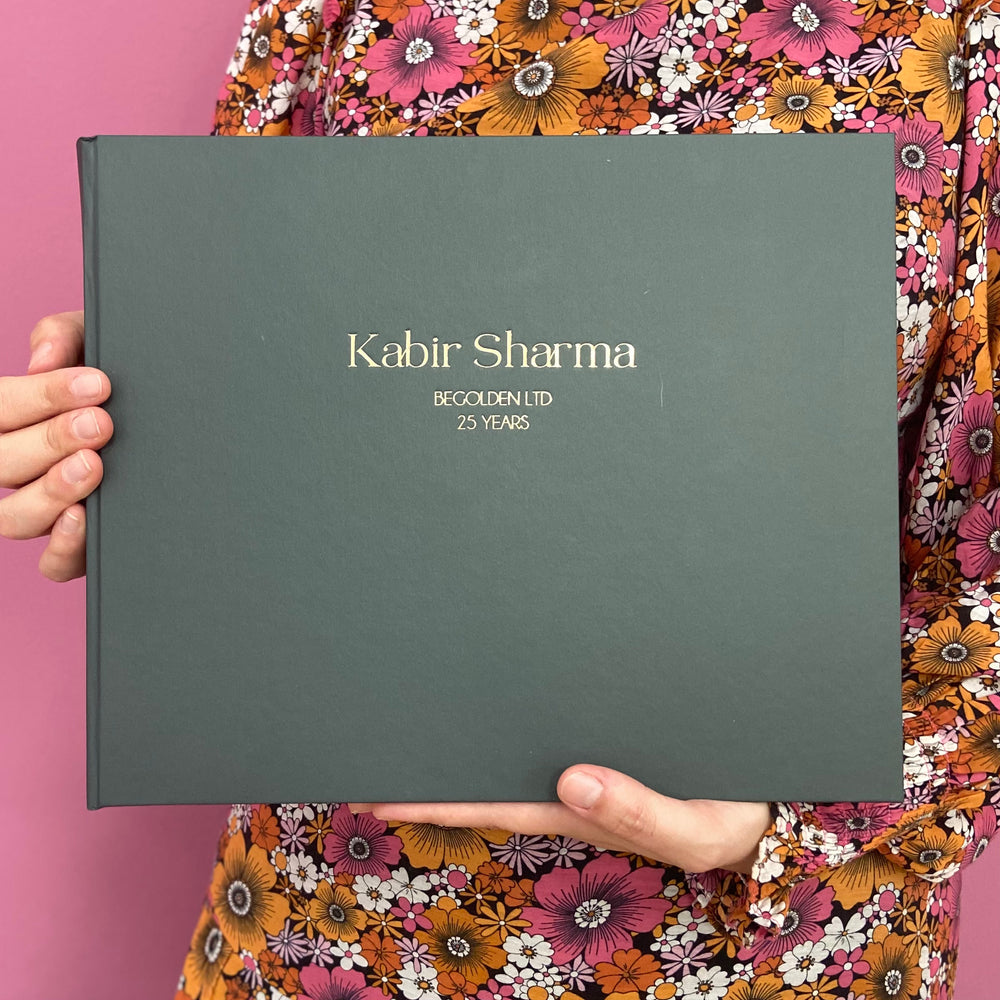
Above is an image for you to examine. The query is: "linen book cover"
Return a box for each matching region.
[78,133,901,809]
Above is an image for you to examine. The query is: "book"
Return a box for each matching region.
[78,132,902,808]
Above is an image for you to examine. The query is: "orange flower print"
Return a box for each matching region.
[858,933,921,1000]
[897,11,967,140]
[495,0,572,51]
[414,897,508,983]
[372,0,423,24]
[307,879,368,941]
[391,820,509,869]
[763,75,836,131]
[911,616,997,676]
[181,906,244,1000]
[460,36,610,134]
[724,977,789,1000]
[594,947,664,994]
[896,825,967,876]
[242,12,286,91]
[965,713,1000,773]
[938,316,982,377]
[210,833,291,954]
[859,7,920,44]
[578,91,620,128]
[250,803,281,852]
[612,92,650,129]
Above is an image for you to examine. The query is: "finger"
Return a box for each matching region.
[26,311,85,374]
[0,449,103,540]
[38,503,87,583]
[0,405,113,489]
[556,765,716,871]
[370,800,572,832]
[0,365,110,435]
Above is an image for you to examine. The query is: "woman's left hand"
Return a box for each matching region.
[348,764,773,875]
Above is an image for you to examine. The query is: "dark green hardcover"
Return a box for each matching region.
[78,133,902,808]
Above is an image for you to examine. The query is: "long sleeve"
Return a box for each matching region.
[687,0,1000,951]
[210,0,335,136]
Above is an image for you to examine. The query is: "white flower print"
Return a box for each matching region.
[503,932,555,970]
[777,940,829,987]
[331,939,368,971]
[387,866,433,904]
[822,912,869,953]
[352,872,396,911]
[399,963,440,999]
[456,7,498,43]
[657,45,702,94]
[693,0,738,32]
[287,851,320,892]
[678,965,729,1000]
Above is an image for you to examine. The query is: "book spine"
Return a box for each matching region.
[77,136,102,811]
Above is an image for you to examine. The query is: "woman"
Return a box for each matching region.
[5,0,1000,996]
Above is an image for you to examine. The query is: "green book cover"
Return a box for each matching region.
[78,133,901,808]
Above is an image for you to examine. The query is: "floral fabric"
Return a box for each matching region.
[178,0,1000,997]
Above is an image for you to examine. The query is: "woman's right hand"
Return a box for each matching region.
[1,311,113,582]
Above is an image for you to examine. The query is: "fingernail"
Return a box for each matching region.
[72,410,102,439]
[561,772,602,809]
[29,341,54,370]
[59,510,82,532]
[63,452,93,484]
[71,373,103,399]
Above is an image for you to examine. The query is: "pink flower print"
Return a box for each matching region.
[956,492,1000,580]
[691,19,732,65]
[737,0,864,67]
[826,946,871,989]
[323,0,343,28]
[300,965,385,1000]
[291,90,325,135]
[659,938,714,978]
[363,6,476,108]
[335,96,372,127]
[963,796,998,866]
[900,602,928,636]
[896,244,927,297]
[272,46,305,84]
[895,112,945,203]
[746,878,834,961]
[606,33,660,88]
[950,391,996,486]
[718,63,761,95]
[932,217,957,291]
[322,804,402,879]
[328,59,357,93]
[390,896,433,934]
[821,802,894,841]
[563,2,598,38]
[520,854,665,966]
[476,979,517,1000]
[843,105,898,133]
[594,0,670,47]
[988,158,1000,249]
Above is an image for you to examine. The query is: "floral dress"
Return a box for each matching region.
[177,0,1000,997]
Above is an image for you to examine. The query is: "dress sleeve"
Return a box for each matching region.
[210,0,335,136]
[687,0,1000,950]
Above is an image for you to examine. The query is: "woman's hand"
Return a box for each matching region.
[349,766,773,875]
[1,311,113,582]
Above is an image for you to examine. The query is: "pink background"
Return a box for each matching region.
[0,2,995,997]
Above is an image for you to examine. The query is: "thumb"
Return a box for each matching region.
[556,764,743,873]
[27,311,85,374]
